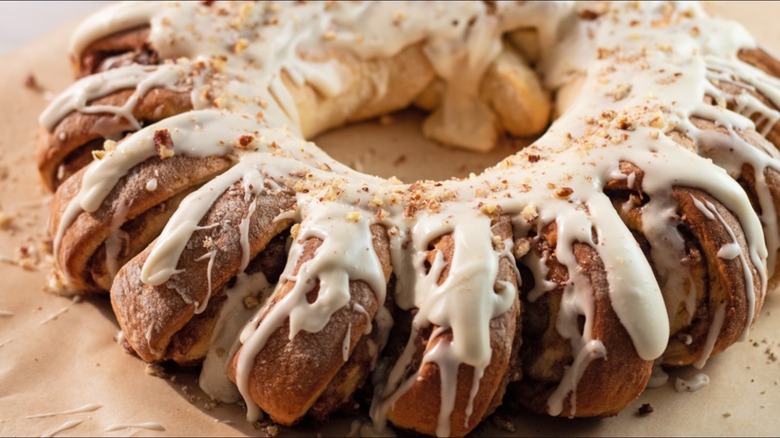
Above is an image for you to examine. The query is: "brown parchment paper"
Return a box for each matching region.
[0,2,778,436]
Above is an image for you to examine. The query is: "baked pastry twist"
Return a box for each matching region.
[38,1,780,436]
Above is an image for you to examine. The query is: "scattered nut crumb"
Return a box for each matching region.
[608,83,632,101]
[555,186,574,199]
[24,73,40,90]
[243,295,260,310]
[145,363,167,378]
[637,403,654,416]
[521,202,538,222]
[346,210,361,222]
[0,211,14,230]
[237,134,255,149]
[233,38,249,54]
[513,237,532,259]
[154,129,175,159]
[492,414,515,432]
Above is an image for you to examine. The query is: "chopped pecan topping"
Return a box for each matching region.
[154,129,175,159]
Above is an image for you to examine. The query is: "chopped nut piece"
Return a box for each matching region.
[637,403,654,415]
[103,139,117,152]
[243,295,260,310]
[617,116,635,131]
[492,414,515,432]
[521,203,539,222]
[480,203,498,216]
[145,364,167,378]
[0,211,13,230]
[649,111,667,129]
[154,129,175,159]
[233,38,249,54]
[555,186,574,199]
[608,83,632,101]
[346,210,361,222]
[237,135,255,149]
[513,238,532,259]
[393,11,407,25]
[24,73,39,90]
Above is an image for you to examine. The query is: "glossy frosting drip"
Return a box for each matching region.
[43,0,780,434]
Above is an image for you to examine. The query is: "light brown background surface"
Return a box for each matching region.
[0,2,778,436]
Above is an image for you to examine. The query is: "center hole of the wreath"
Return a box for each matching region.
[314,107,535,183]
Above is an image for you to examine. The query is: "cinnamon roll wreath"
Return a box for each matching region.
[38,2,780,436]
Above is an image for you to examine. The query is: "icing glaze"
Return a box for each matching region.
[674,373,711,392]
[25,404,102,419]
[40,419,83,438]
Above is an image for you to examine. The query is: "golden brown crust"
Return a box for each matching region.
[663,187,761,365]
[75,26,157,78]
[386,215,520,437]
[690,116,780,278]
[286,43,436,140]
[38,87,193,191]
[51,154,232,293]
[226,224,393,425]
[111,177,296,362]
[517,232,652,418]
[165,233,291,365]
[604,160,762,366]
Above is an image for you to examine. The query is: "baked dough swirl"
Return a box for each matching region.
[38,1,780,436]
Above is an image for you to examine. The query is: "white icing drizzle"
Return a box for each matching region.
[40,63,190,131]
[194,250,217,314]
[145,178,158,191]
[45,0,780,433]
[39,302,74,327]
[675,373,711,392]
[647,360,670,389]
[199,273,273,402]
[102,422,165,432]
[343,322,352,362]
[694,304,727,370]
[718,243,742,260]
[698,199,758,344]
[40,419,83,438]
[68,1,159,56]
[26,404,102,419]
[105,199,131,281]
[237,201,387,421]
